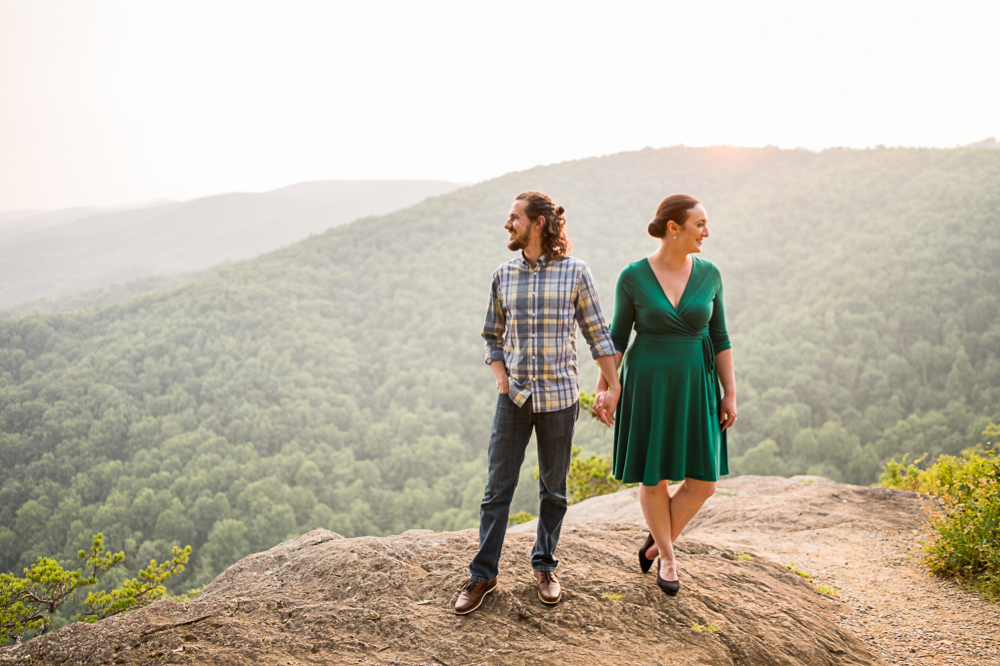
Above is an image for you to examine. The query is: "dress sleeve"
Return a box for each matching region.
[609,264,635,355]
[709,268,732,356]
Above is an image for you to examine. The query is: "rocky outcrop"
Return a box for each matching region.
[1,477,925,665]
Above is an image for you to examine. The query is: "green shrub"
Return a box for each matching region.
[0,534,190,643]
[879,423,1000,600]
[528,392,636,506]
[566,446,629,505]
[508,511,535,526]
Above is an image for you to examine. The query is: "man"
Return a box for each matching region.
[454,191,622,615]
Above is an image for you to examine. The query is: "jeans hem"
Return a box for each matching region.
[469,575,492,584]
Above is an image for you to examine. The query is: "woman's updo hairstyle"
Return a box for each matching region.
[648,194,701,238]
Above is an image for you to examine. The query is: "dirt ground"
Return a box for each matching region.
[2,475,996,665]
[563,476,1000,666]
[676,476,1000,666]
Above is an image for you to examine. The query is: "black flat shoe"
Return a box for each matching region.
[638,533,656,574]
[656,559,680,596]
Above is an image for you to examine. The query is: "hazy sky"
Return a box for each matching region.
[2,0,998,211]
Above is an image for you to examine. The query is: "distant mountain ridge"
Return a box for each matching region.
[965,137,999,149]
[0,180,464,309]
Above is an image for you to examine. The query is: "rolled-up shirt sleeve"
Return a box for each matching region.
[481,275,507,364]
[575,264,616,360]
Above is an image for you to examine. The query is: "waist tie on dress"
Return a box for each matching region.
[633,331,720,417]
[701,333,720,417]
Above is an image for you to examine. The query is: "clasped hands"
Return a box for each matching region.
[592,386,620,428]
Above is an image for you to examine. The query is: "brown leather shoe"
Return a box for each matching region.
[534,570,562,604]
[453,578,498,615]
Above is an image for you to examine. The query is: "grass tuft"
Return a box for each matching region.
[785,563,810,578]
[691,621,719,633]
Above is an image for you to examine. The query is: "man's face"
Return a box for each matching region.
[505,199,536,251]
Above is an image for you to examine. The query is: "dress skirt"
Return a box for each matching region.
[612,332,728,485]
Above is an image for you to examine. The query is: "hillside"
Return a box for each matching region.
[0,180,463,309]
[5,477,998,665]
[2,146,999,599]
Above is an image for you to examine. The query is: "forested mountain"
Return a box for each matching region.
[2,146,998,597]
[0,180,463,309]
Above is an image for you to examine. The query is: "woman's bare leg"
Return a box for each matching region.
[639,481,677,581]
[644,479,717,560]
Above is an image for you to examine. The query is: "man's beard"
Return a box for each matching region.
[507,228,531,252]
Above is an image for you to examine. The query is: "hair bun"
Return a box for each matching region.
[555,205,565,217]
[649,194,701,238]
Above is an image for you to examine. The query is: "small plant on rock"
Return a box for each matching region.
[691,621,719,633]
[785,563,810,578]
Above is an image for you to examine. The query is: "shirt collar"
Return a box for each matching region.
[520,251,549,269]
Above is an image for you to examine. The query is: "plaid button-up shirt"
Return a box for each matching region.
[482,253,616,413]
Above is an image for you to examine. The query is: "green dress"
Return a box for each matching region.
[610,257,731,485]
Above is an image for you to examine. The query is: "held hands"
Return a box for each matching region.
[593,386,620,428]
[719,394,737,432]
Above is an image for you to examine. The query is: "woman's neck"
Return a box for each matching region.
[650,243,691,271]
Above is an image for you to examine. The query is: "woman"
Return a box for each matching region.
[593,194,737,595]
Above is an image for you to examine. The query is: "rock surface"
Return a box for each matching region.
[2,476,995,665]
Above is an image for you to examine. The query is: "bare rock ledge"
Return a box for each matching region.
[2,477,924,665]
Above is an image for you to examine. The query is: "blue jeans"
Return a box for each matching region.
[469,393,579,583]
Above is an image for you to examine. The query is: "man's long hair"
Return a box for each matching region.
[515,191,572,259]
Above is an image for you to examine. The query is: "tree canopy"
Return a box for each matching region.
[2,146,998,597]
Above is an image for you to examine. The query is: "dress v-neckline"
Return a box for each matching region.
[644,256,696,313]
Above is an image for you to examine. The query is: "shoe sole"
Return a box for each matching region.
[537,589,562,605]
[453,582,498,615]
[538,590,562,606]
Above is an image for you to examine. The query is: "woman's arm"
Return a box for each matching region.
[715,348,737,431]
[709,267,736,431]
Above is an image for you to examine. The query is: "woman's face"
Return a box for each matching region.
[672,204,709,253]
